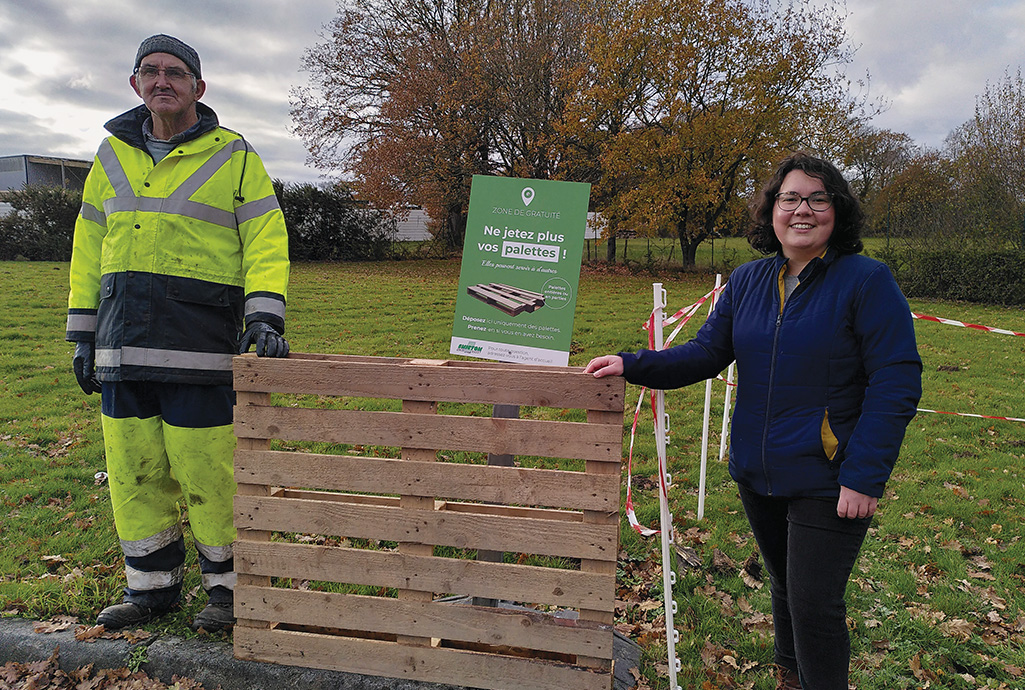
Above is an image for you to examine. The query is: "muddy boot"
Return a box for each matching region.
[96,602,155,630]
[191,601,235,633]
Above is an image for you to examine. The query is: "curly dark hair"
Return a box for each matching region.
[746,152,864,256]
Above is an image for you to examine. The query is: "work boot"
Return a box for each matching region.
[96,602,155,630]
[191,601,235,633]
[775,665,803,690]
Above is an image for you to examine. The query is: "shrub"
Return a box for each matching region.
[0,185,81,261]
[273,180,397,261]
[879,244,1025,306]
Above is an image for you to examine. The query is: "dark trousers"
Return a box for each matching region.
[738,484,872,690]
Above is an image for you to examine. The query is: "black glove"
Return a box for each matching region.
[239,321,289,358]
[72,341,102,395]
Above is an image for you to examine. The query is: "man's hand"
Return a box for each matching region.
[239,321,289,358]
[584,355,624,378]
[837,485,878,519]
[72,341,102,395]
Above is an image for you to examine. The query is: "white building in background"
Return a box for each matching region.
[390,207,432,241]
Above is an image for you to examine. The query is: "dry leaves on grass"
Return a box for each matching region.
[0,647,211,690]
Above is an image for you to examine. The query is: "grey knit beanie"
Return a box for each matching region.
[134,34,201,79]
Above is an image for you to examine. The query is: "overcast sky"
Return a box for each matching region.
[1,0,1022,184]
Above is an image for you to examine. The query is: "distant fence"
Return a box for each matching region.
[390,209,606,242]
[232,353,626,690]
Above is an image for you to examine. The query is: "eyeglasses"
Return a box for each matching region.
[135,66,195,83]
[775,192,833,212]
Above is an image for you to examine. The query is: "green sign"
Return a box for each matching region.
[450,175,590,366]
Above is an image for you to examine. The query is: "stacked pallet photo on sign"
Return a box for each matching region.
[467,283,546,316]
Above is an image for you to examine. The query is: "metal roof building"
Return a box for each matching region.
[0,154,91,216]
[0,154,91,193]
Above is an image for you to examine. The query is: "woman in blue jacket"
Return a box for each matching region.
[586,153,922,689]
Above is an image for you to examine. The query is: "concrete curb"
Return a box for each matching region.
[0,618,641,689]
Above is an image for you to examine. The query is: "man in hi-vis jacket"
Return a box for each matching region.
[66,34,290,633]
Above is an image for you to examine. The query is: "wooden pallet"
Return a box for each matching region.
[232,353,626,690]
[467,283,546,316]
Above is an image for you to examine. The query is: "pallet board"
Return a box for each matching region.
[232,354,625,690]
[467,283,546,316]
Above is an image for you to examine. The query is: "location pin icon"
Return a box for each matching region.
[521,187,535,206]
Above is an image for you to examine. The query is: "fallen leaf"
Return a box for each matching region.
[939,618,974,640]
[74,625,106,642]
[33,616,78,634]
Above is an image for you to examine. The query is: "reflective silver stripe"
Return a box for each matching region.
[125,563,185,591]
[202,571,237,591]
[97,139,134,197]
[66,313,98,333]
[94,348,120,368]
[168,141,239,200]
[121,346,234,371]
[155,198,236,228]
[235,195,280,225]
[99,135,244,229]
[97,347,233,371]
[80,201,106,226]
[121,523,183,558]
[104,196,237,229]
[102,196,138,215]
[195,541,233,562]
[245,296,285,319]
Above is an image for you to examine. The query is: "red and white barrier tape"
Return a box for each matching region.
[626,289,728,536]
[624,295,1025,537]
[916,408,1025,423]
[912,312,1025,337]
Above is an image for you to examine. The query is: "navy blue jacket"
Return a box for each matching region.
[621,249,922,499]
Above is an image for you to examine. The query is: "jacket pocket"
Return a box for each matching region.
[166,275,230,307]
[821,408,839,461]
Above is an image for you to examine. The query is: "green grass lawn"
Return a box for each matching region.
[2,255,1024,690]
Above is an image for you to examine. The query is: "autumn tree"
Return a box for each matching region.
[291,0,587,250]
[843,125,917,203]
[564,0,879,266]
[870,151,958,247]
[944,69,1025,248]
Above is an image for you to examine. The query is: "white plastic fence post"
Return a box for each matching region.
[697,274,722,520]
[652,282,680,690]
[718,361,735,462]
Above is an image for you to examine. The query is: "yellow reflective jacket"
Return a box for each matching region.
[66,103,290,385]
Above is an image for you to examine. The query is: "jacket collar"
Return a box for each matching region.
[104,102,220,151]
[774,246,838,281]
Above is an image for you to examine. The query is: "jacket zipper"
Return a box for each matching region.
[761,307,784,495]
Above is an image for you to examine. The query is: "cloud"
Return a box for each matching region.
[0,0,337,182]
[3,0,1024,177]
[844,0,1025,148]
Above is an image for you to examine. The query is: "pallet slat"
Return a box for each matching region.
[235,586,612,658]
[234,405,622,462]
[235,541,614,612]
[235,494,618,561]
[235,450,620,511]
[235,627,611,690]
[233,354,624,411]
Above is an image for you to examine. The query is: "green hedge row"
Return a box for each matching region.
[879,246,1025,306]
[0,182,399,263]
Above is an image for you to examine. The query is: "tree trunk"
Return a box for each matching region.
[677,233,700,267]
[447,208,467,251]
[605,234,617,262]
